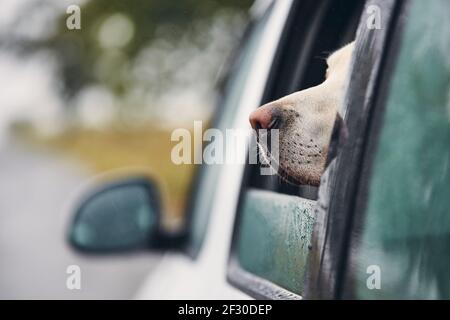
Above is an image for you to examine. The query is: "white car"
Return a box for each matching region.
[68,0,450,300]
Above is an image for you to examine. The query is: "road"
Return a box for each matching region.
[0,138,160,299]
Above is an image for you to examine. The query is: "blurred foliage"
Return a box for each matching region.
[48,0,253,98]
[12,0,253,220]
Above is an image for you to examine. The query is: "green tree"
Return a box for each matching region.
[49,0,253,98]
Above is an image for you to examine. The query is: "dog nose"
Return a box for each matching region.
[249,106,275,129]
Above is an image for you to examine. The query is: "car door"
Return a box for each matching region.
[338,0,450,299]
[305,0,450,300]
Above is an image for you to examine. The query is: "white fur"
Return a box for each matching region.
[252,42,354,185]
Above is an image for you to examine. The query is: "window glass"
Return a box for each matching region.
[354,0,450,299]
[237,189,315,293]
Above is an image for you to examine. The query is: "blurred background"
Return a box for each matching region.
[0,0,253,299]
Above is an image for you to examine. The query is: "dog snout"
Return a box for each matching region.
[249,106,281,130]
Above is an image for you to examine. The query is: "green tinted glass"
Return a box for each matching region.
[354,0,450,299]
[237,189,315,294]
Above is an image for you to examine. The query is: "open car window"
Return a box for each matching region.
[228,0,364,299]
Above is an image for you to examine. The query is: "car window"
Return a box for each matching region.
[237,189,316,293]
[187,7,273,256]
[353,0,450,299]
[230,0,363,298]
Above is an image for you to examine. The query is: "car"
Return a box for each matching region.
[67,0,450,299]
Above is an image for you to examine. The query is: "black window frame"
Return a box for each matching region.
[227,0,368,300]
[303,0,405,300]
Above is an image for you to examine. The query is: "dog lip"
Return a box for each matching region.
[277,163,309,186]
[279,164,320,186]
[257,142,319,186]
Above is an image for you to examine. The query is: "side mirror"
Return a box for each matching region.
[68,177,166,253]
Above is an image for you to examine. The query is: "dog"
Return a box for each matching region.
[249,42,354,186]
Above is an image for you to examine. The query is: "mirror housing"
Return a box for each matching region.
[68,176,185,253]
